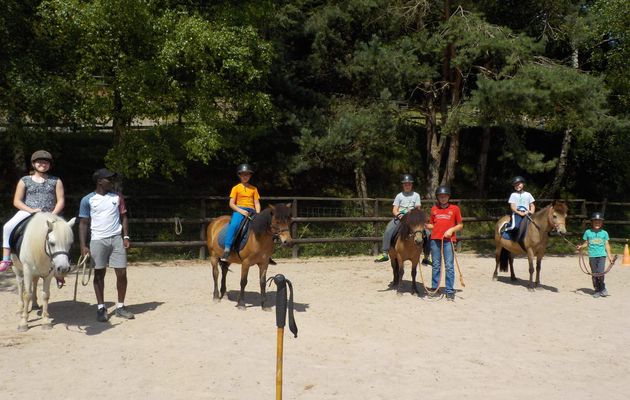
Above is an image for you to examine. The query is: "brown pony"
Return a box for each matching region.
[493,201,568,290]
[388,208,427,295]
[206,203,292,309]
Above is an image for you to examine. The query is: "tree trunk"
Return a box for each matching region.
[426,101,443,197]
[441,129,459,187]
[354,165,369,214]
[544,128,572,198]
[476,126,492,197]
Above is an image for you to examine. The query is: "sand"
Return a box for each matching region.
[1,254,629,400]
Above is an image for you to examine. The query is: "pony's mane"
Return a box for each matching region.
[250,204,292,235]
[536,201,569,217]
[399,209,426,239]
[552,200,568,215]
[21,212,74,266]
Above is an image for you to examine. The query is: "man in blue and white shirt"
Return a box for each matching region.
[79,168,134,322]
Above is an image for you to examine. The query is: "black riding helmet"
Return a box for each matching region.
[435,186,451,196]
[511,176,525,186]
[400,174,414,183]
[31,150,53,163]
[236,163,254,175]
[591,212,604,221]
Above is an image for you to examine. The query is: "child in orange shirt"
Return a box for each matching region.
[220,164,261,261]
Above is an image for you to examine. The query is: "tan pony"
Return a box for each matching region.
[387,208,427,295]
[11,212,75,331]
[493,201,568,290]
[206,203,292,309]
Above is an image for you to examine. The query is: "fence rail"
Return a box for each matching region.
[117,197,630,258]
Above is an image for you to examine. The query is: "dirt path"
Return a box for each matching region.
[1,255,629,399]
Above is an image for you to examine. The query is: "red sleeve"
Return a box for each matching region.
[430,206,436,224]
[118,194,127,215]
[454,206,462,224]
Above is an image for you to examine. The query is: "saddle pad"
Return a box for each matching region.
[501,216,529,242]
[9,215,34,256]
[217,219,251,251]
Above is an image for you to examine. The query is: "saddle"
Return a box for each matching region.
[218,216,252,254]
[390,222,403,247]
[8,215,35,257]
[502,215,530,251]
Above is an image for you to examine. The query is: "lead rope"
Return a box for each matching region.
[73,253,91,301]
[419,235,464,296]
[557,233,617,277]
[174,217,183,235]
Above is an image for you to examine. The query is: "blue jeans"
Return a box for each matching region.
[431,239,455,294]
[381,219,400,252]
[224,207,255,250]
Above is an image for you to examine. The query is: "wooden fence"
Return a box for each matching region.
[127,197,630,258]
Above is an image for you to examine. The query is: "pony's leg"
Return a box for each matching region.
[237,263,251,309]
[18,267,33,332]
[535,256,543,287]
[396,256,405,295]
[493,245,501,280]
[40,276,53,329]
[220,262,229,299]
[210,256,220,301]
[258,262,270,310]
[389,257,398,287]
[31,276,41,311]
[15,269,25,317]
[526,249,536,291]
[509,254,516,281]
[410,261,419,295]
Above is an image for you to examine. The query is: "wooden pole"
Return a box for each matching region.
[276,327,284,400]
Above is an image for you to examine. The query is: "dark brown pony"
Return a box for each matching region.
[388,208,427,295]
[493,201,568,290]
[206,203,292,309]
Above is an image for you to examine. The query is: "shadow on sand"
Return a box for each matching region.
[495,275,558,292]
[224,289,309,312]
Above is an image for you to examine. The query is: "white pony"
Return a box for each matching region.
[11,212,76,332]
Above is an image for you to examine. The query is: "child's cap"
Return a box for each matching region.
[590,212,604,221]
[401,174,414,183]
[511,176,525,186]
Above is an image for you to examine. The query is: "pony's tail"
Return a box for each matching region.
[499,248,511,272]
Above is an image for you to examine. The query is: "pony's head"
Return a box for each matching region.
[45,215,76,276]
[399,209,427,245]
[549,201,568,234]
[251,203,293,245]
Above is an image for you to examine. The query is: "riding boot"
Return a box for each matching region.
[220,248,230,262]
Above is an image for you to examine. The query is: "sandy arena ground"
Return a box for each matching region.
[1,254,629,400]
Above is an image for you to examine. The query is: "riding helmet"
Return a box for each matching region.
[30,150,53,163]
[511,176,526,185]
[435,186,451,196]
[400,174,414,183]
[236,163,254,175]
[590,212,604,221]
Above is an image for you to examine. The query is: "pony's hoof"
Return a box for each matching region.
[396,291,404,296]
[492,275,498,281]
[32,303,42,310]
[527,287,535,292]
[17,324,28,332]
[42,323,52,330]
[237,304,246,310]
[262,306,272,312]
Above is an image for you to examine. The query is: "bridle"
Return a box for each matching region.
[528,206,565,233]
[44,221,71,262]
[270,221,291,241]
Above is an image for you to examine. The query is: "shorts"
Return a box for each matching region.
[90,235,127,269]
